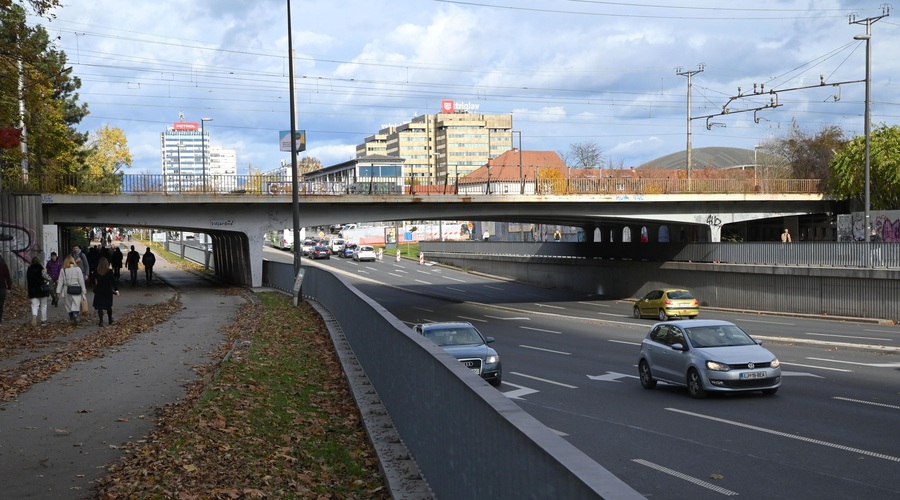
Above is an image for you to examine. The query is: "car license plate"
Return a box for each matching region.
[740,371,766,380]
[470,368,481,375]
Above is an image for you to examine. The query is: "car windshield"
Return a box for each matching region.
[424,327,483,346]
[685,325,756,348]
[667,291,694,300]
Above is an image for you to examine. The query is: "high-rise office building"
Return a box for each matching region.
[160,120,208,192]
[356,101,513,180]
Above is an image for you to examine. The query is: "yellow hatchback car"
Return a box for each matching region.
[633,289,699,321]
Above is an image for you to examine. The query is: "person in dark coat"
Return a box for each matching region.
[110,247,124,281]
[0,254,12,324]
[126,245,141,285]
[142,247,156,284]
[46,251,63,306]
[26,256,51,326]
[91,257,118,327]
[86,246,100,284]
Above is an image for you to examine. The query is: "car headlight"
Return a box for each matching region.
[485,355,499,365]
[770,358,780,368]
[706,360,730,371]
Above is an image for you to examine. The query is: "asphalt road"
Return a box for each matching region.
[276,248,900,500]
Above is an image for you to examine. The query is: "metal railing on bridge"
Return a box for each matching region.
[4,173,824,196]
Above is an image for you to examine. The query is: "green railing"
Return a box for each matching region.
[2,173,825,196]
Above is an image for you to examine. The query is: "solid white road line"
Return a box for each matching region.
[805,332,892,341]
[832,396,900,411]
[519,326,562,334]
[666,408,900,463]
[779,362,852,372]
[631,459,738,497]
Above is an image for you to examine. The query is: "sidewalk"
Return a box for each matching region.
[0,241,243,498]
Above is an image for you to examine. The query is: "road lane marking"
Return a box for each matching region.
[534,303,565,310]
[587,371,639,382]
[609,339,641,346]
[806,332,891,341]
[483,285,505,291]
[780,371,824,378]
[457,316,487,323]
[832,397,900,411]
[806,357,900,369]
[631,459,738,497]
[442,276,466,282]
[485,315,531,320]
[501,381,539,400]
[578,301,611,307]
[780,362,852,372]
[596,312,629,317]
[446,287,467,293]
[666,408,900,463]
[520,326,562,334]
[739,318,795,326]
[519,345,571,355]
[414,279,432,285]
[413,307,434,313]
[510,372,578,388]
[388,273,406,278]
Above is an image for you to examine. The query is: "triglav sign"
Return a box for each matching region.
[440,100,480,113]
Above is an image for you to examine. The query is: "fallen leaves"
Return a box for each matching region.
[94,294,391,499]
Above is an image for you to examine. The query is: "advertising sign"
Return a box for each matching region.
[279,130,306,152]
[173,122,199,131]
[441,100,455,113]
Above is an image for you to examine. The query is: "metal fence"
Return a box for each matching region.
[3,173,823,196]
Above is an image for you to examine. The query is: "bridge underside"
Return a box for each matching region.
[37,194,836,286]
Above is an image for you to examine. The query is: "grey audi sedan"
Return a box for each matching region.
[638,319,781,398]
[414,322,502,387]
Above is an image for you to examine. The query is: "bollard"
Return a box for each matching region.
[396,249,401,262]
[419,252,424,265]
[377,248,383,261]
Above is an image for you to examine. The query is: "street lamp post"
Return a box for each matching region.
[513,130,523,194]
[200,117,213,192]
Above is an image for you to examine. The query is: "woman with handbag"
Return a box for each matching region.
[56,255,87,326]
[26,256,51,327]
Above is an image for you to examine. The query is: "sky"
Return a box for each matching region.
[26,0,900,174]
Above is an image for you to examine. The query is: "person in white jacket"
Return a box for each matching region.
[57,254,87,326]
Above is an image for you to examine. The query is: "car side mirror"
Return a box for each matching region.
[670,343,686,351]
[485,336,495,344]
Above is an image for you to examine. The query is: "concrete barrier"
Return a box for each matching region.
[263,260,643,499]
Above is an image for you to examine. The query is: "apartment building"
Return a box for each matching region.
[356,101,513,180]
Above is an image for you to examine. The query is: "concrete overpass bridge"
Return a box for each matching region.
[29,190,831,287]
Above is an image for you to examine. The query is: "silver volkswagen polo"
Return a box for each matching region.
[638,319,781,398]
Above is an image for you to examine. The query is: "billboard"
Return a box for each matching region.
[173,122,199,131]
[279,130,306,152]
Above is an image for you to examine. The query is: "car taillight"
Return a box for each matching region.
[664,300,673,305]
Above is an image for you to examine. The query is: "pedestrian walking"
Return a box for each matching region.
[91,257,118,327]
[46,251,63,306]
[110,247,124,281]
[57,255,87,326]
[70,244,89,281]
[26,256,51,327]
[87,246,100,283]
[126,245,140,285]
[553,229,562,242]
[142,247,156,284]
[0,254,12,324]
[871,228,883,267]
[780,228,792,243]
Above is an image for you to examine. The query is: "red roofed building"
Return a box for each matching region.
[458,149,572,195]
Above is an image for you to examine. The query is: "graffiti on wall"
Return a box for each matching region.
[0,220,38,264]
[850,211,900,242]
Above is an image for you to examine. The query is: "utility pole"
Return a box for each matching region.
[676,64,705,183]
[850,5,890,243]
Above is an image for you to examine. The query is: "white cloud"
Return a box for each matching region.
[30,0,897,174]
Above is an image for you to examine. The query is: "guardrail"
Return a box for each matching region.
[262,261,643,499]
[4,173,823,196]
[420,240,898,269]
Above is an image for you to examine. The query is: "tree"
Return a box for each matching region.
[0,0,62,18]
[768,121,844,180]
[829,124,900,211]
[81,125,131,193]
[298,156,322,175]
[0,4,88,189]
[567,141,604,169]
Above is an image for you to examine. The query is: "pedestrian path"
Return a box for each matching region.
[0,242,243,498]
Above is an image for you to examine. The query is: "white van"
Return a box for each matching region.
[328,238,345,253]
